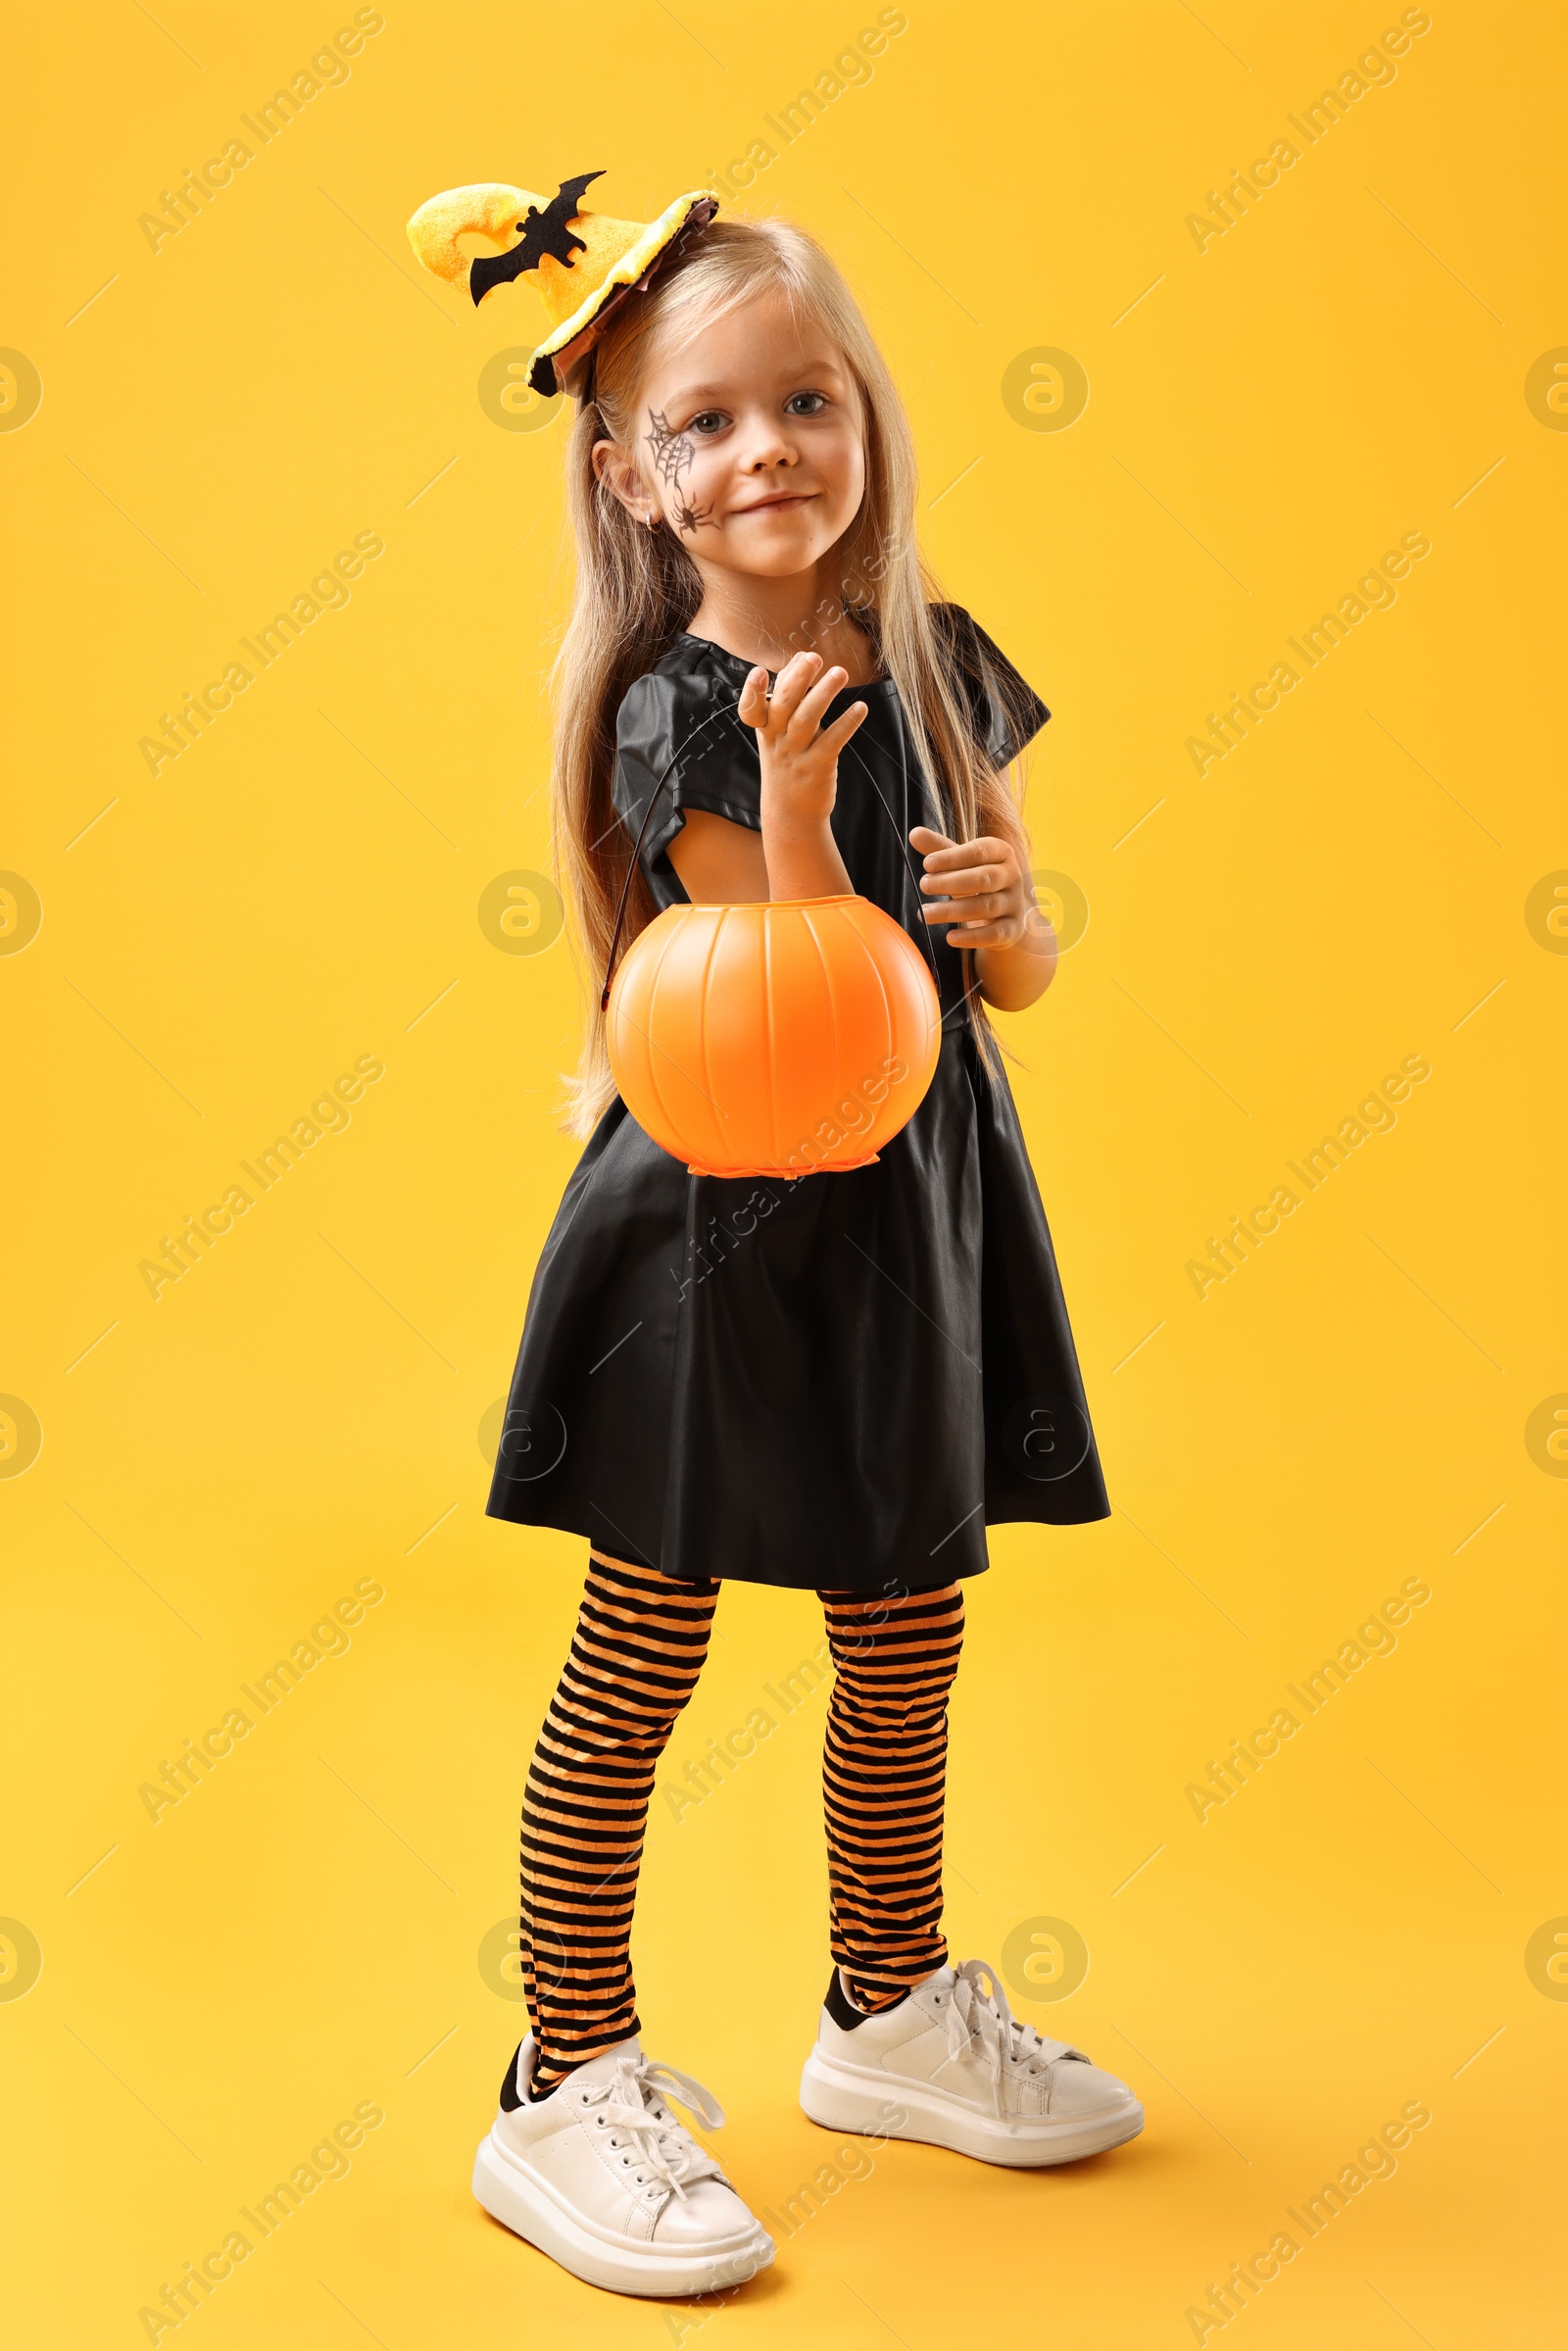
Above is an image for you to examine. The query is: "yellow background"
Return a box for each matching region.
[5,1,1564,2343]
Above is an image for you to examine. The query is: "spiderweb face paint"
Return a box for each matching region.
[646,410,695,495]
[647,411,721,534]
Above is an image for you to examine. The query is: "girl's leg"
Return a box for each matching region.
[521,1549,717,2091]
[817,1580,965,2014]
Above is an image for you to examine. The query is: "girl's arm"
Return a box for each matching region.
[664,655,1055,1012]
[664,809,769,903]
[665,651,861,904]
[742,652,860,900]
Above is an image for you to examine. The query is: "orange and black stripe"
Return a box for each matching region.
[520,1552,717,2086]
[520,1551,964,2089]
[819,1581,965,2011]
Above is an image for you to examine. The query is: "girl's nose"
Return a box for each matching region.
[739,421,796,471]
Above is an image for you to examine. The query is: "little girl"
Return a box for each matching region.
[410,171,1143,2299]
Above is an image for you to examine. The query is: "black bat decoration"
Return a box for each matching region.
[468,170,604,305]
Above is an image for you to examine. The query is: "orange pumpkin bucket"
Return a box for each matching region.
[606,895,941,1178]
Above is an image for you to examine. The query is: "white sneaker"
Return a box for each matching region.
[799,1958,1144,2167]
[473,2033,775,2297]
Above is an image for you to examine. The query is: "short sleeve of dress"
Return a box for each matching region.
[611,664,762,884]
[931,603,1051,767]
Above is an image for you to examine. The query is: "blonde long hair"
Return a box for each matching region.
[552,213,1031,1137]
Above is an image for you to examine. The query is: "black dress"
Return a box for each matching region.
[486,606,1110,1592]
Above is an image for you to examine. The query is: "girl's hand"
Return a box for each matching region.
[909,823,1056,1009]
[739,651,864,898]
[739,651,868,837]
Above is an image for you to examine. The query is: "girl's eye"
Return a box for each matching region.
[785,392,828,416]
[688,411,727,435]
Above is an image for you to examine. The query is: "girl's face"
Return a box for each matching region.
[606,287,866,579]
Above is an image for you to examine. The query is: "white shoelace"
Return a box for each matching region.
[579,2052,726,2199]
[942,1960,1079,2113]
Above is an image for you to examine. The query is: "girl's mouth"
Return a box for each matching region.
[737,491,814,513]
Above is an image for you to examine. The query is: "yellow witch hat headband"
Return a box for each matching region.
[407,170,720,398]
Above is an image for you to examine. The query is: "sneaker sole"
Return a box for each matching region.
[472,2129,775,2298]
[799,2050,1145,2169]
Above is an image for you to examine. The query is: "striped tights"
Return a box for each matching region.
[520,1551,965,2091]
